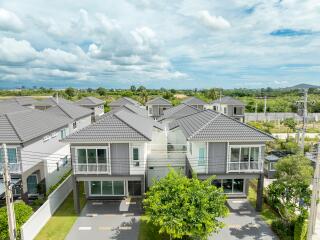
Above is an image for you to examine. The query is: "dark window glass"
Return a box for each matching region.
[87,149,96,163]
[223,179,233,193]
[212,179,222,188]
[77,149,86,164]
[97,149,107,163]
[102,181,112,195]
[113,181,124,195]
[90,181,101,195]
[233,179,244,193]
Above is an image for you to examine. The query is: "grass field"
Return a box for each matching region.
[35,184,86,240]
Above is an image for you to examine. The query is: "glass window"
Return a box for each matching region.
[198,147,205,166]
[87,149,97,164]
[223,179,233,193]
[97,149,107,163]
[102,181,113,195]
[60,129,66,139]
[240,148,250,162]
[72,122,77,129]
[189,142,192,155]
[77,149,87,164]
[113,181,124,195]
[233,179,244,193]
[270,162,276,171]
[250,147,260,162]
[230,148,240,162]
[212,179,222,188]
[90,181,101,195]
[7,148,17,164]
[27,175,38,194]
[224,107,227,114]
[133,148,139,166]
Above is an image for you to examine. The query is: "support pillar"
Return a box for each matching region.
[73,177,80,214]
[256,174,264,212]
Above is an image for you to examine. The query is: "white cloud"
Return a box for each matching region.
[197,10,230,30]
[0,8,23,32]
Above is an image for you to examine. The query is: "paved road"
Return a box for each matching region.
[66,198,142,240]
[211,199,278,240]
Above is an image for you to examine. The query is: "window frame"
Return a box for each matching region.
[89,180,125,196]
[198,147,206,166]
[0,147,18,164]
[132,147,140,167]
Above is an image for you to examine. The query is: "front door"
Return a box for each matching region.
[27,174,38,194]
[128,181,141,196]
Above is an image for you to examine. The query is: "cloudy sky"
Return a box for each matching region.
[0,0,319,89]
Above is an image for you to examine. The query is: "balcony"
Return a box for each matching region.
[73,163,111,174]
[227,161,263,172]
[0,163,21,173]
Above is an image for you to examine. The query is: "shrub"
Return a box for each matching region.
[271,219,294,240]
[294,217,308,240]
[0,202,33,240]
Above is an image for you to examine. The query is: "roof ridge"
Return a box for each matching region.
[188,111,221,140]
[172,104,202,120]
[4,114,23,142]
[55,104,73,119]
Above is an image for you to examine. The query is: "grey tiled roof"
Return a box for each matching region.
[75,97,104,106]
[0,109,70,143]
[35,97,73,107]
[0,102,28,114]
[146,97,172,106]
[45,102,92,120]
[158,104,201,121]
[211,96,245,106]
[174,109,274,142]
[64,109,163,143]
[2,97,39,106]
[108,97,141,107]
[182,97,206,106]
[113,104,149,117]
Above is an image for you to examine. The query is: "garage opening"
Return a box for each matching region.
[128,181,141,196]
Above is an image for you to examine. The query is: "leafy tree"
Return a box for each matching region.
[140,90,148,104]
[206,88,218,100]
[0,202,33,239]
[267,155,313,225]
[137,85,146,92]
[64,87,76,98]
[281,118,297,140]
[96,87,107,96]
[143,169,228,240]
[130,85,136,92]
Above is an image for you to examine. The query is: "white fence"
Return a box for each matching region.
[245,112,302,122]
[21,175,73,240]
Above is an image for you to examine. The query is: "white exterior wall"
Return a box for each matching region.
[186,141,207,173]
[129,142,147,175]
[69,115,91,134]
[94,105,104,116]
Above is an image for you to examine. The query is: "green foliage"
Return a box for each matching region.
[281,118,297,132]
[0,202,33,240]
[96,87,107,96]
[247,121,274,134]
[143,169,228,240]
[64,87,76,98]
[271,219,294,240]
[47,171,71,196]
[294,216,308,240]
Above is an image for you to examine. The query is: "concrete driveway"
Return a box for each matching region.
[211,199,278,240]
[66,198,142,240]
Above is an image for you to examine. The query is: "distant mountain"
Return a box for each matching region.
[286,83,320,90]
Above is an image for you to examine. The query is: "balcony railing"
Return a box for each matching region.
[227,161,263,172]
[73,163,111,174]
[0,163,21,173]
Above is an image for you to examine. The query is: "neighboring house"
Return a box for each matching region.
[0,107,72,200]
[182,97,207,110]
[146,97,172,119]
[45,102,93,134]
[111,104,149,118]
[75,97,105,121]
[264,151,290,178]
[0,101,29,113]
[63,109,164,213]
[158,103,201,124]
[2,97,39,109]
[108,97,141,111]
[34,96,73,110]
[211,96,246,122]
[169,109,274,210]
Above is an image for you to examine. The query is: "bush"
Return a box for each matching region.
[271,219,294,240]
[294,217,308,240]
[0,202,33,240]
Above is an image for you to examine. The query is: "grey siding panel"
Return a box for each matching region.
[111,143,129,175]
[208,142,227,174]
[152,105,160,116]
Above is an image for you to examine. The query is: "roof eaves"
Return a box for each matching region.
[4,114,23,143]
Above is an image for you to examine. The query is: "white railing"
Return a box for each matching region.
[73,163,111,174]
[227,161,263,172]
[0,163,21,173]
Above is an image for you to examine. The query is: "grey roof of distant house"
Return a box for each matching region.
[211,96,245,106]
[0,102,29,114]
[108,97,141,107]
[146,97,172,106]
[182,97,206,106]
[112,104,149,117]
[2,97,39,106]
[0,109,70,143]
[158,104,201,121]
[75,97,105,106]
[35,97,73,107]
[172,109,274,141]
[64,109,163,143]
[45,102,92,121]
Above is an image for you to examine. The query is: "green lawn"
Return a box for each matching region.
[35,184,86,240]
[138,216,169,240]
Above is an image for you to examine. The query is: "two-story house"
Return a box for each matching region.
[75,97,105,121]
[158,103,201,124]
[0,106,73,201]
[211,96,246,122]
[108,97,141,111]
[63,109,164,213]
[169,109,274,210]
[146,97,172,119]
[182,97,207,110]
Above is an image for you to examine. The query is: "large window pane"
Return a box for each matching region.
[77,149,87,164]
[223,179,233,193]
[27,175,38,194]
[113,181,124,195]
[198,147,205,166]
[240,148,249,162]
[102,181,112,195]
[87,149,97,164]
[212,179,222,188]
[233,179,244,193]
[97,149,107,163]
[90,181,101,195]
[133,148,139,160]
[230,148,240,162]
[7,148,17,163]
[250,147,260,161]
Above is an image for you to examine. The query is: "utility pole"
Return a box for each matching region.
[301,89,308,152]
[264,95,267,115]
[308,143,320,240]
[1,143,17,240]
